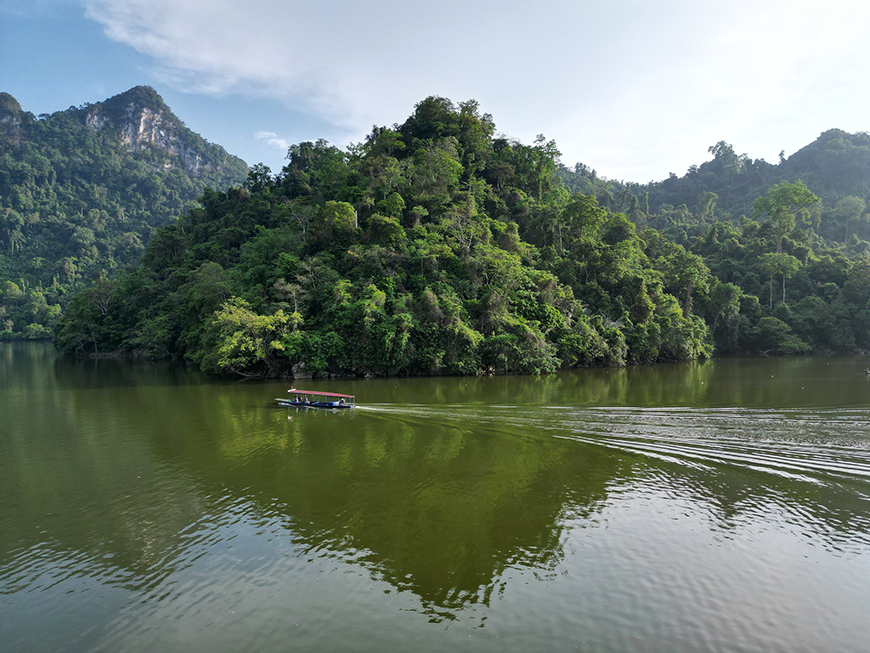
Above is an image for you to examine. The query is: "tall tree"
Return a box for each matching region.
[759,252,801,308]
[753,180,820,253]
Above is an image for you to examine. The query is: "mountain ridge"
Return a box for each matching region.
[0,86,249,339]
[560,127,870,245]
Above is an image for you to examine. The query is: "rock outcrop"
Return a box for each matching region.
[83,86,243,177]
[0,92,25,141]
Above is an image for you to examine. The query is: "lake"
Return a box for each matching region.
[2,342,870,652]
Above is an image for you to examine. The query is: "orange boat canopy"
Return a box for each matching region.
[287,388,355,399]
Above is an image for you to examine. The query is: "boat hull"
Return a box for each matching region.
[276,399,353,409]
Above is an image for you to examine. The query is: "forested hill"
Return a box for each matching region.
[0,86,248,339]
[54,97,870,377]
[54,97,714,375]
[559,129,870,244]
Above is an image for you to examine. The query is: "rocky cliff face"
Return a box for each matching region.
[0,92,25,141]
[83,86,243,177]
[86,102,208,174]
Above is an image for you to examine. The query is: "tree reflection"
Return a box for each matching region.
[151,394,623,616]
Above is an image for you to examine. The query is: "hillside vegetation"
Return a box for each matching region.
[560,129,870,246]
[54,97,870,376]
[0,86,248,339]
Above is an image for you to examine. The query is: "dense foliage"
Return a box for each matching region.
[557,129,870,358]
[55,98,722,376]
[558,129,870,244]
[53,98,870,376]
[0,87,248,339]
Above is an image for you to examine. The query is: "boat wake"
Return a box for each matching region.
[360,404,870,486]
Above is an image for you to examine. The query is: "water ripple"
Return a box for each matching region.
[365,404,870,483]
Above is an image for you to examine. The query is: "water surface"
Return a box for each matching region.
[2,343,870,651]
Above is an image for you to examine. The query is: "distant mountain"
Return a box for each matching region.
[558,129,870,243]
[0,86,248,339]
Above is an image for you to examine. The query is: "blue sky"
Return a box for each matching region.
[3,0,870,183]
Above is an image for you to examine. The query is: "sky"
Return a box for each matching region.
[2,0,870,183]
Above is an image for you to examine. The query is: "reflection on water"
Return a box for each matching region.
[2,343,870,651]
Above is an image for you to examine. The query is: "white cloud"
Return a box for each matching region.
[254,130,290,151]
[83,0,870,182]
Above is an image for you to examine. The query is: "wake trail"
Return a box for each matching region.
[357,403,870,484]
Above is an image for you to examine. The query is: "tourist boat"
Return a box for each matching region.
[276,388,355,409]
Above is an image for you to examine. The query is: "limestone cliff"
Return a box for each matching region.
[0,92,25,141]
[82,86,245,178]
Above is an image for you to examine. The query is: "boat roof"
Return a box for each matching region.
[288,388,355,399]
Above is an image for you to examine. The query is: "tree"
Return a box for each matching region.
[651,240,711,318]
[0,208,25,256]
[282,198,317,241]
[753,181,820,253]
[558,194,607,251]
[758,252,800,308]
[314,200,357,244]
[752,316,811,355]
[832,196,867,241]
[195,297,290,376]
[672,249,709,317]
[531,135,561,203]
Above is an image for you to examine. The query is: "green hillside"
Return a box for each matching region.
[51,98,870,375]
[559,129,870,246]
[0,86,248,339]
[55,97,720,375]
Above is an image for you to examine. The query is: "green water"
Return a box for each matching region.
[2,343,870,651]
